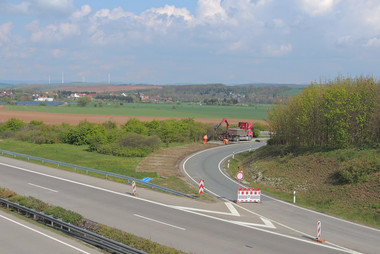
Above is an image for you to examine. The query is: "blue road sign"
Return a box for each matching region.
[141,177,153,182]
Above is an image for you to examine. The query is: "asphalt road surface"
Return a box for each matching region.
[0,142,379,254]
[183,140,380,254]
[0,210,102,254]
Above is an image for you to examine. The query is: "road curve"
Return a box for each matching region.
[182,140,380,254]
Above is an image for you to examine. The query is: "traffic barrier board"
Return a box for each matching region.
[237,187,260,203]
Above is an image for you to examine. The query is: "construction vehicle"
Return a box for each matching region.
[214,118,254,142]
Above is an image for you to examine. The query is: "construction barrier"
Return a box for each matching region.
[132,181,136,195]
[237,187,260,203]
[199,180,205,194]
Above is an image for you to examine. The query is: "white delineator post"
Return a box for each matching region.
[293,191,296,204]
[227,160,230,168]
[132,181,136,195]
[199,180,205,194]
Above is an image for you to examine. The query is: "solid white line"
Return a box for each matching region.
[28,183,58,193]
[182,146,363,254]
[218,148,380,233]
[0,161,365,253]
[0,214,91,254]
[134,214,185,230]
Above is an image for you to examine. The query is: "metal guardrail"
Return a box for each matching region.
[0,149,198,199]
[0,198,146,254]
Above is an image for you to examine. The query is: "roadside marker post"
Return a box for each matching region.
[132,181,137,196]
[199,180,205,194]
[313,221,325,243]
[293,191,296,204]
[227,160,230,168]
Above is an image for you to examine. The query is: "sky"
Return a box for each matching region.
[0,0,379,85]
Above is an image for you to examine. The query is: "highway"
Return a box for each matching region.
[0,142,379,254]
[0,209,102,254]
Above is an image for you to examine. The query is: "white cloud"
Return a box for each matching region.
[365,37,380,47]
[0,22,13,46]
[298,0,340,16]
[264,44,293,57]
[25,20,80,43]
[196,0,227,23]
[71,5,91,20]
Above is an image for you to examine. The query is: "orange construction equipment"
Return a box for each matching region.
[203,135,208,144]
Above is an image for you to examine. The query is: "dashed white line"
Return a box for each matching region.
[134,214,186,231]
[28,183,58,193]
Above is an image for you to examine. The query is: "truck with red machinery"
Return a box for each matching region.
[214,118,255,142]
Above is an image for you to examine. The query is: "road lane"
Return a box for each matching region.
[0,210,101,254]
[183,140,380,254]
[0,156,349,254]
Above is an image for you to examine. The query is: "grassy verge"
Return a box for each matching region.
[0,139,204,197]
[0,139,154,178]
[0,188,186,254]
[227,145,380,228]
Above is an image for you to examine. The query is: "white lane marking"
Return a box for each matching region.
[0,214,91,254]
[182,147,364,254]
[134,214,185,231]
[225,202,239,216]
[0,162,362,253]
[217,148,380,233]
[28,183,58,193]
[171,202,240,217]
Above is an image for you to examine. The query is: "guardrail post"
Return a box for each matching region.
[42,160,44,164]
[28,157,30,161]
[86,170,88,175]
[106,175,108,180]
[57,164,59,168]
[74,168,77,172]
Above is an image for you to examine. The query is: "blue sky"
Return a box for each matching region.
[0,0,379,85]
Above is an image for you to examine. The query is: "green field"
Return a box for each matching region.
[2,103,271,121]
[0,139,153,179]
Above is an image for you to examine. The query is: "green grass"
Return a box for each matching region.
[0,139,205,197]
[2,103,271,121]
[0,139,155,179]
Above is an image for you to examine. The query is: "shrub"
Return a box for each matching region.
[4,118,25,131]
[339,157,380,184]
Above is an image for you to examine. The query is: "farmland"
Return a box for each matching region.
[0,103,271,125]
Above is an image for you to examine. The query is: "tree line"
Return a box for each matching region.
[268,76,380,148]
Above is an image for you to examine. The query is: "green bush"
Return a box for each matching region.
[4,118,26,131]
[339,157,380,184]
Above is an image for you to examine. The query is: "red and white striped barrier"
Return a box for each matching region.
[313,221,325,243]
[199,180,205,194]
[132,181,136,195]
[237,187,260,203]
